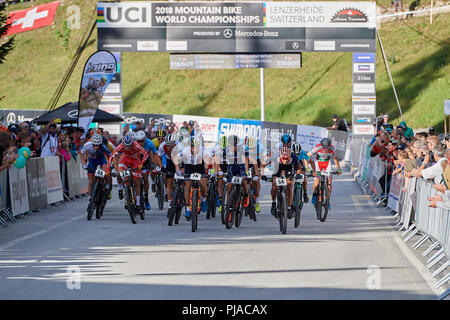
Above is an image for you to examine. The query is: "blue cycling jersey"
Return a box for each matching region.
[142,138,157,153]
[296,150,310,162]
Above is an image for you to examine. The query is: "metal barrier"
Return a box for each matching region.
[354,140,449,290]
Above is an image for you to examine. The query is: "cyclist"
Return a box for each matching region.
[224,135,252,209]
[135,130,161,210]
[157,133,179,214]
[150,129,166,192]
[173,136,208,220]
[262,146,301,219]
[243,136,264,213]
[292,142,317,203]
[108,134,149,212]
[80,133,112,208]
[308,137,342,209]
[213,135,229,213]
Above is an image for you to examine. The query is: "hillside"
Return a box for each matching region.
[1,0,449,131]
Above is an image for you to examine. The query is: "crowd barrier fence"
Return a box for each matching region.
[354,140,449,292]
[0,156,88,228]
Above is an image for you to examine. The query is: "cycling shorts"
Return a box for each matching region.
[219,163,228,173]
[185,163,205,176]
[119,156,141,178]
[316,160,332,174]
[162,158,176,178]
[88,155,107,175]
[227,164,246,182]
[141,156,152,173]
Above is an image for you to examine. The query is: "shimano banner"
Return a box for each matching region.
[78,50,117,136]
[218,118,262,142]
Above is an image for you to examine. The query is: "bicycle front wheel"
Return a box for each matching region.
[125,185,137,224]
[158,175,165,210]
[225,189,237,229]
[294,186,302,228]
[320,185,330,222]
[279,191,288,234]
[191,189,199,232]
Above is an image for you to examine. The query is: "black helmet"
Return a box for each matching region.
[321,138,331,147]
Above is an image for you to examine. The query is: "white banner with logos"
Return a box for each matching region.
[173,115,220,143]
[44,156,64,204]
[295,125,328,153]
[8,166,30,216]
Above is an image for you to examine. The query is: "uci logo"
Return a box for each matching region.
[102,3,150,27]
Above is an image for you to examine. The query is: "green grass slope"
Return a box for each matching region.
[0,0,449,131]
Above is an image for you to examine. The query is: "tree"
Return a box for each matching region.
[0,2,15,65]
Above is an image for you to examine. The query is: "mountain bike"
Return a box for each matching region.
[292,173,309,228]
[218,172,228,225]
[119,167,141,224]
[244,173,257,222]
[206,171,217,219]
[168,173,185,226]
[224,175,248,230]
[153,165,165,210]
[262,174,290,234]
[313,170,339,222]
[87,166,107,221]
[185,172,205,232]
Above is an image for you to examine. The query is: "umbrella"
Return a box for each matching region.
[33,102,123,124]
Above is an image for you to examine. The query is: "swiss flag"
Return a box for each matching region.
[5,1,60,36]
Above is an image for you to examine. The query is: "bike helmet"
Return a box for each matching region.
[134,130,146,142]
[292,142,301,155]
[157,129,166,138]
[281,134,292,144]
[244,137,256,150]
[101,76,108,84]
[321,137,331,147]
[122,134,134,146]
[165,133,176,145]
[228,135,239,147]
[280,146,291,160]
[91,133,103,146]
[219,136,228,149]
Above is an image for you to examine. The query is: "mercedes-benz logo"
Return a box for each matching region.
[292,42,300,49]
[6,112,16,124]
[68,110,78,118]
[223,29,233,39]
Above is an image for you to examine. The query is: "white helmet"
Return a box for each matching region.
[165,133,176,145]
[91,134,103,146]
[134,130,146,142]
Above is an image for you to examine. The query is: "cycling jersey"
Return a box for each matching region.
[142,138,157,154]
[108,141,149,177]
[296,150,310,162]
[244,141,265,161]
[80,141,111,159]
[309,144,336,172]
[273,153,299,177]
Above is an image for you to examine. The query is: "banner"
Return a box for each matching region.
[0,109,46,125]
[173,115,220,143]
[97,2,377,53]
[8,166,29,216]
[387,174,404,213]
[327,130,349,160]
[26,158,47,210]
[78,50,117,136]
[66,157,81,198]
[0,170,8,210]
[261,121,297,152]
[44,157,64,204]
[5,1,60,36]
[295,125,328,153]
[217,118,262,142]
[122,113,173,129]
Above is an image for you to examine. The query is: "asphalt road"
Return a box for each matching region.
[0,169,441,299]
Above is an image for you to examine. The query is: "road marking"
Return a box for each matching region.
[0,213,85,252]
[351,195,372,211]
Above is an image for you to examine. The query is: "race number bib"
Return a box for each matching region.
[276,178,287,187]
[120,170,131,178]
[231,176,243,185]
[190,173,201,181]
[95,168,105,178]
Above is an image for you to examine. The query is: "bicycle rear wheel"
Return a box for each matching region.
[87,182,98,221]
[175,187,183,224]
[220,184,227,224]
[206,181,214,219]
[279,191,288,234]
[191,189,199,232]
[248,188,257,222]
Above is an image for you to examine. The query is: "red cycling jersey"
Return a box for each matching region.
[108,141,149,169]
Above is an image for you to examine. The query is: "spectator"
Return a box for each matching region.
[399,121,414,138]
[58,141,71,165]
[40,120,59,157]
[414,146,447,183]
[392,0,404,20]
[328,114,348,132]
